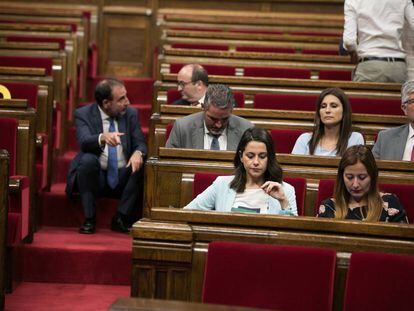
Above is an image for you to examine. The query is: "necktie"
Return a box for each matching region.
[210,134,220,150]
[107,118,118,189]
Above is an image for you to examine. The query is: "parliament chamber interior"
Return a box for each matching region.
[0,0,414,310]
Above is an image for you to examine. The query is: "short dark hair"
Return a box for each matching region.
[191,64,209,86]
[230,127,283,193]
[204,84,235,109]
[309,87,353,156]
[94,78,125,107]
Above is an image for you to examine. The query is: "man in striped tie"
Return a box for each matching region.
[66,78,147,234]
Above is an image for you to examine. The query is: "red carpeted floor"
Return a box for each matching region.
[5,77,154,310]
[5,282,129,311]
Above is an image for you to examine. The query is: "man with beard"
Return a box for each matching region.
[66,78,147,234]
[166,84,252,150]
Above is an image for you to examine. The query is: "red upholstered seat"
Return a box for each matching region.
[343,252,414,311]
[270,128,307,154]
[302,49,338,55]
[165,123,174,143]
[236,46,296,53]
[170,63,236,76]
[167,89,245,107]
[316,179,414,222]
[318,70,352,81]
[121,77,154,105]
[0,56,53,75]
[171,43,228,51]
[193,172,306,215]
[254,93,317,110]
[203,241,336,311]
[349,96,403,116]
[0,117,30,245]
[244,66,310,79]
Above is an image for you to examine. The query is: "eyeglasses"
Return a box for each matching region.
[403,99,414,106]
[177,80,193,88]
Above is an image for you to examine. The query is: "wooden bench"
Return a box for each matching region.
[131,209,414,311]
[144,148,414,217]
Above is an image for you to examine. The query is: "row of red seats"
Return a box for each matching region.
[192,172,414,223]
[169,62,352,80]
[204,241,414,311]
[166,89,403,115]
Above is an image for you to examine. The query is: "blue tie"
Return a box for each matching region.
[210,134,220,150]
[107,117,118,189]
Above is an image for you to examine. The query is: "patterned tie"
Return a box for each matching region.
[107,117,118,189]
[210,134,220,150]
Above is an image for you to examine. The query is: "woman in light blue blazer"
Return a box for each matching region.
[184,127,298,216]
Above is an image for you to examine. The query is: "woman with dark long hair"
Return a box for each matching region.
[318,145,408,222]
[292,88,364,156]
[184,127,297,215]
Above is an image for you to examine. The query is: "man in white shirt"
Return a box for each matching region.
[166,84,252,150]
[372,80,414,160]
[342,0,414,83]
[173,64,208,107]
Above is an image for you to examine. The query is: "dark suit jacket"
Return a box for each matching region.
[66,103,147,197]
[172,98,192,105]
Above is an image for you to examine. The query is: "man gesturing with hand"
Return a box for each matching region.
[66,78,147,234]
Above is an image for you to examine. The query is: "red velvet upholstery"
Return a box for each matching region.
[291,31,341,37]
[343,252,414,311]
[171,43,228,51]
[203,241,336,311]
[193,172,306,215]
[302,49,338,56]
[316,179,414,222]
[88,43,98,79]
[254,93,317,110]
[165,123,174,143]
[121,77,154,105]
[349,96,403,115]
[244,66,310,79]
[284,177,306,216]
[167,89,245,107]
[0,117,30,244]
[170,63,236,76]
[270,128,307,154]
[236,46,296,53]
[0,56,53,75]
[0,81,38,108]
[318,70,352,81]
[229,29,283,35]
[6,36,66,50]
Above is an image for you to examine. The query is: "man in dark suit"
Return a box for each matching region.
[173,64,208,106]
[66,78,147,234]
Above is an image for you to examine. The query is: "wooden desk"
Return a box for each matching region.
[109,297,272,311]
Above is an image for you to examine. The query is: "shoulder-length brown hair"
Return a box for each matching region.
[333,145,382,221]
[309,88,353,156]
[230,127,283,193]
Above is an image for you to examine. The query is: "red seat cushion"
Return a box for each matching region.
[270,128,307,154]
[254,93,317,110]
[284,177,306,216]
[167,89,244,107]
[170,63,236,76]
[349,96,403,116]
[121,77,154,105]
[0,56,53,75]
[344,252,414,311]
[236,46,295,53]
[244,66,310,79]
[203,241,336,311]
[171,43,228,51]
[0,81,38,109]
[319,70,352,81]
[0,117,18,175]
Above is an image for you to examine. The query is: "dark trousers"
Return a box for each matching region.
[75,153,143,220]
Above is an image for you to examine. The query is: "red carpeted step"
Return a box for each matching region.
[39,183,118,228]
[5,282,129,310]
[22,227,131,285]
[52,151,77,184]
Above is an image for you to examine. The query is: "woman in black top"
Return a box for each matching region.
[317,145,408,223]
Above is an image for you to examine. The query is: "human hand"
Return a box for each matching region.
[261,181,288,209]
[101,132,124,146]
[350,51,359,64]
[126,150,143,173]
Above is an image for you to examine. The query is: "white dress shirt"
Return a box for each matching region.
[98,106,126,169]
[343,0,414,58]
[402,123,414,161]
[203,122,228,150]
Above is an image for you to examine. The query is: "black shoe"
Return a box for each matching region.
[79,218,95,234]
[111,215,130,234]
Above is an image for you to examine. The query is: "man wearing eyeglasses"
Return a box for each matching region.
[173,64,208,107]
[166,84,252,150]
[373,80,414,160]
